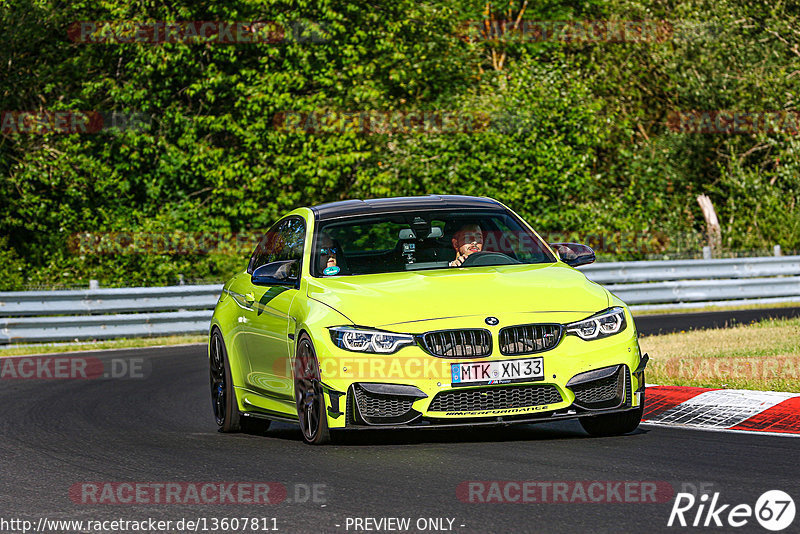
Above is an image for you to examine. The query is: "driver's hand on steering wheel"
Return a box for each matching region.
[449,254,469,267]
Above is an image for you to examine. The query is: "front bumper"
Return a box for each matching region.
[321,359,646,430]
[306,307,646,430]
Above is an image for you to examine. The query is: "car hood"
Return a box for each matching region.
[305,263,611,329]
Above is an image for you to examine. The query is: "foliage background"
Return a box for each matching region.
[1,0,799,289]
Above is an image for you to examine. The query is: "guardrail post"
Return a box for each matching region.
[774,245,782,256]
[702,246,712,260]
[89,279,99,290]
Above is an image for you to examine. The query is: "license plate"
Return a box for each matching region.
[451,357,544,387]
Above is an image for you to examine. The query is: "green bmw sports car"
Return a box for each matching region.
[209,195,648,444]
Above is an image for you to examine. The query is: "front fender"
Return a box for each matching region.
[209,278,250,391]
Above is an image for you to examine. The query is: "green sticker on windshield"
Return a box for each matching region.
[323,266,340,276]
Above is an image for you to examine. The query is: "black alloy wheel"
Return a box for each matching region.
[209,329,241,432]
[294,334,331,445]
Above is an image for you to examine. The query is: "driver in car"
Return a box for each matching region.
[449,223,484,267]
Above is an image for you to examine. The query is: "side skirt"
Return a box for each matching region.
[241,410,299,424]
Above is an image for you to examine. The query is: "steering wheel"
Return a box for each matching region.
[460,251,520,267]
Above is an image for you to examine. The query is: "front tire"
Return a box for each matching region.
[579,391,644,437]
[294,334,331,445]
[210,329,242,432]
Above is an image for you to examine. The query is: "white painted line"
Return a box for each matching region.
[641,421,800,438]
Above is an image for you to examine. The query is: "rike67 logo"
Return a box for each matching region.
[668,490,795,531]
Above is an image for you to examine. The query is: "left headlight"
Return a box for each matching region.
[329,326,415,354]
[565,307,627,340]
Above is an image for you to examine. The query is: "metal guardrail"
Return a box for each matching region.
[0,285,221,344]
[607,277,800,306]
[581,255,800,283]
[579,255,800,311]
[0,285,220,316]
[0,310,213,344]
[2,255,800,344]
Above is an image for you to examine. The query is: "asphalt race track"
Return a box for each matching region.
[1,345,798,534]
[635,306,800,336]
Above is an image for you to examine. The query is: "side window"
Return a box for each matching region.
[248,223,279,273]
[248,217,305,273]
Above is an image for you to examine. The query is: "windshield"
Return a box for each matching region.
[311,209,556,277]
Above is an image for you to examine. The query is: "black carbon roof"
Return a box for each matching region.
[310,195,504,220]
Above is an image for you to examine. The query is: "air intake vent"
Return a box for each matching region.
[428,384,562,412]
[570,366,628,410]
[353,384,415,418]
[348,384,424,426]
[421,329,492,358]
[499,324,562,355]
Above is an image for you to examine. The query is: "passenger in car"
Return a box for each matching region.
[318,233,338,273]
[449,223,484,267]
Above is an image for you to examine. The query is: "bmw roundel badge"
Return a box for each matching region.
[485,316,499,326]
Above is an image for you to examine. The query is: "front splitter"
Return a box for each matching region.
[339,404,641,431]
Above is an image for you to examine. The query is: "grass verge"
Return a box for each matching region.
[0,335,206,357]
[640,317,800,392]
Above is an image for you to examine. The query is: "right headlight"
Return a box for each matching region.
[328,326,415,354]
[565,307,627,340]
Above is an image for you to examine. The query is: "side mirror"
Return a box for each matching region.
[550,243,595,267]
[251,260,299,286]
